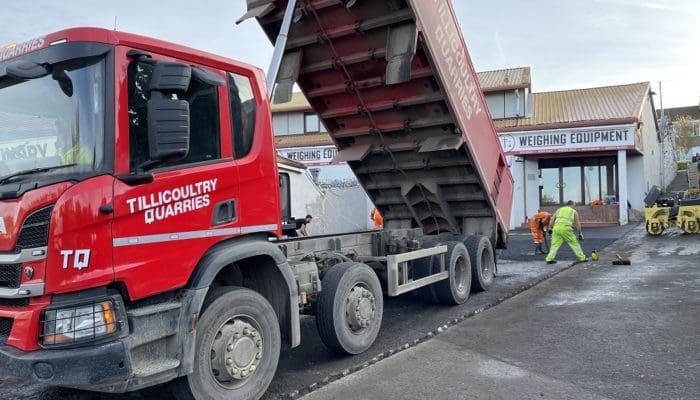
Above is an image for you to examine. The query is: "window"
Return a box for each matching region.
[279,172,291,221]
[228,73,256,158]
[600,159,617,200]
[128,61,221,171]
[561,165,582,204]
[539,157,617,206]
[583,164,600,204]
[485,93,505,119]
[304,113,320,133]
[0,56,105,176]
[540,168,559,205]
[484,90,525,119]
[272,114,289,136]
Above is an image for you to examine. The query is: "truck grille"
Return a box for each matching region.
[0,263,22,288]
[16,206,53,249]
[0,298,29,307]
[0,317,12,343]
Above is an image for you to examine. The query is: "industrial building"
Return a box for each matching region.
[272,67,674,229]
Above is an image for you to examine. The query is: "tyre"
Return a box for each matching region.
[465,235,495,292]
[316,262,383,355]
[173,287,281,400]
[434,241,472,305]
[646,221,664,236]
[681,219,700,234]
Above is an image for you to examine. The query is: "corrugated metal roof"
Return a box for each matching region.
[495,82,651,132]
[272,67,533,113]
[477,67,531,92]
[275,132,334,148]
[273,80,651,137]
[270,92,311,113]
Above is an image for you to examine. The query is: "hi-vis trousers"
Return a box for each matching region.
[545,225,586,262]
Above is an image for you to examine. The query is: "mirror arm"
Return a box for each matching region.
[116,172,154,186]
[126,49,153,62]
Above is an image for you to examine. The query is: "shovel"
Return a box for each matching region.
[612,254,631,265]
[541,222,550,253]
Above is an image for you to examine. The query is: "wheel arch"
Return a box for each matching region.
[188,235,300,348]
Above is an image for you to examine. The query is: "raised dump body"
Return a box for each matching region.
[248,0,513,247]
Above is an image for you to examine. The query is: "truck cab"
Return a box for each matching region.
[0,27,298,395]
[0,2,512,399]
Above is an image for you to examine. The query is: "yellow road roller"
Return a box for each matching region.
[644,186,700,235]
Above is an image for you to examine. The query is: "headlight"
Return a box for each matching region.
[42,300,117,346]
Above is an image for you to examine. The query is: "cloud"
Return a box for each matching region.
[2,0,699,108]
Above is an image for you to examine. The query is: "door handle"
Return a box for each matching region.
[212,200,236,226]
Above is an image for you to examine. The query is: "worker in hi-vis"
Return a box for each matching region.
[529,209,551,254]
[370,207,383,229]
[545,200,587,264]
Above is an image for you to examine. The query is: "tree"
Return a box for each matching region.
[673,114,697,159]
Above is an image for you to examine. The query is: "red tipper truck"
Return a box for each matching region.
[0,1,512,399]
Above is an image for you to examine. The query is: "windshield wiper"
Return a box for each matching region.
[0,164,78,185]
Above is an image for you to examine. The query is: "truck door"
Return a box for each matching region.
[111,50,240,299]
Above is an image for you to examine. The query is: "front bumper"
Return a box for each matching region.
[0,287,207,393]
[0,339,132,391]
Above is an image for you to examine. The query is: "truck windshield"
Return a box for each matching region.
[0,56,105,183]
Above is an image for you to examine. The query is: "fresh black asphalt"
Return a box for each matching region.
[301,225,700,400]
[0,224,644,399]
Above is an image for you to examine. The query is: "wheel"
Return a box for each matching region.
[465,235,495,292]
[412,241,440,304]
[646,221,664,236]
[173,287,280,400]
[316,262,383,355]
[681,218,700,234]
[434,241,472,305]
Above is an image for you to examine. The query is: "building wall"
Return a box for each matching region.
[639,96,675,193]
[507,156,543,229]
[626,154,645,211]
[276,85,660,230]
[524,158,540,222]
[507,156,525,228]
[640,99,658,193]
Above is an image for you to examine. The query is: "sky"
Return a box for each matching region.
[1,0,699,108]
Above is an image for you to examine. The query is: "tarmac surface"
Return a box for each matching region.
[301,225,700,400]
[1,223,676,400]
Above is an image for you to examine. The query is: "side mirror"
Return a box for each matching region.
[144,92,190,168]
[149,61,191,91]
[141,60,192,170]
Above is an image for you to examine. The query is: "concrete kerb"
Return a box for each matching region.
[280,260,592,399]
